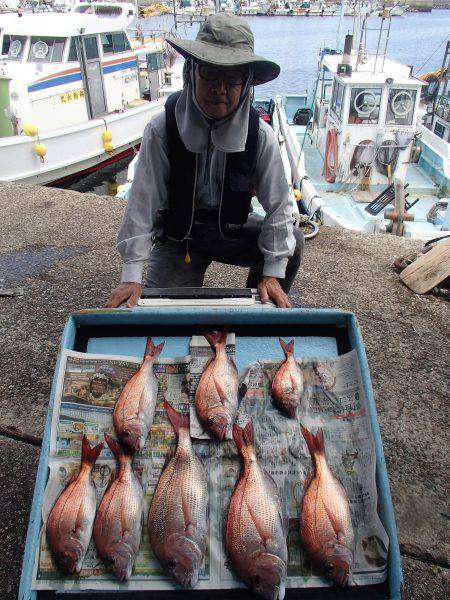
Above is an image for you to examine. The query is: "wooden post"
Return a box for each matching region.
[392,178,405,236]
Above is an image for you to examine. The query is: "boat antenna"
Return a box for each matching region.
[336,0,346,51]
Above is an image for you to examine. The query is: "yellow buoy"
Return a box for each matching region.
[294,189,302,201]
[104,141,114,154]
[34,143,47,162]
[102,130,113,144]
[23,123,38,137]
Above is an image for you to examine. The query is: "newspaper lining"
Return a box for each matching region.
[32,340,388,591]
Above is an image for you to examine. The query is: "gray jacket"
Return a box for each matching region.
[117,108,295,284]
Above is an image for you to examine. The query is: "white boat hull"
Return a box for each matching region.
[0,100,164,185]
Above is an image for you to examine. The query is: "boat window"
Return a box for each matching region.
[68,38,78,62]
[348,87,382,124]
[27,37,66,63]
[101,32,131,55]
[330,80,344,120]
[84,36,99,60]
[433,122,445,139]
[148,52,164,71]
[2,35,26,61]
[385,88,417,126]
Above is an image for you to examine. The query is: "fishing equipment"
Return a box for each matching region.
[34,143,47,163]
[102,129,114,154]
[23,123,38,137]
[375,139,399,176]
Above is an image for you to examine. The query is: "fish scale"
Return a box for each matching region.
[148,402,208,589]
[113,337,164,453]
[194,330,239,440]
[226,421,288,600]
[93,434,144,581]
[46,435,103,575]
[300,426,354,587]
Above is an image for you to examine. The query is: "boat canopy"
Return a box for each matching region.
[0,3,136,37]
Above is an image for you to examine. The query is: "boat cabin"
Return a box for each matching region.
[310,38,425,186]
[0,2,169,136]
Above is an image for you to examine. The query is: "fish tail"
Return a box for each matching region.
[144,337,165,359]
[164,400,189,433]
[300,425,325,458]
[104,433,125,459]
[279,337,295,356]
[203,327,227,349]
[81,434,103,466]
[232,420,254,450]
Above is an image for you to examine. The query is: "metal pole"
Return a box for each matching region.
[336,0,346,51]
[173,0,178,30]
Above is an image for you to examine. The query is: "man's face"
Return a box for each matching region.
[194,63,247,119]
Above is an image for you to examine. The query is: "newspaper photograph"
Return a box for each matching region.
[32,341,388,591]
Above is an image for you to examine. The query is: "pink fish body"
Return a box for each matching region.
[113,337,164,452]
[194,329,239,440]
[272,338,303,418]
[93,434,144,581]
[46,435,103,575]
[300,426,354,586]
[226,421,288,600]
[148,401,208,588]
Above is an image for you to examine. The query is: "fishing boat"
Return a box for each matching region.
[0,2,175,185]
[274,11,449,238]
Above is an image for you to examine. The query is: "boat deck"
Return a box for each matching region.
[293,127,445,237]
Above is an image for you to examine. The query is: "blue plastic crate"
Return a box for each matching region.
[19,307,402,599]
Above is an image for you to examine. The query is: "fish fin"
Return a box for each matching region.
[181,491,194,534]
[300,425,325,458]
[279,338,294,356]
[162,445,176,470]
[105,469,118,492]
[144,337,165,359]
[81,435,103,466]
[323,501,344,539]
[232,420,254,450]
[104,433,125,459]
[213,374,229,405]
[303,470,315,491]
[164,400,189,433]
[247,501,271,547]
[203,328,227,349]
[65,471,79,487]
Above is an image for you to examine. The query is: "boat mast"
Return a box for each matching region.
[134,0,144,43]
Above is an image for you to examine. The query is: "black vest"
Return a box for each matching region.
[163,91,260,241]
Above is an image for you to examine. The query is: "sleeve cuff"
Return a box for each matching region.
[121,262,144,284]
[263,258,288,279]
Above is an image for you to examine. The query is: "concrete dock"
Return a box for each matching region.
[0,182,448,598]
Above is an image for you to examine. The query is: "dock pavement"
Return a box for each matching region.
[0,182,448,598]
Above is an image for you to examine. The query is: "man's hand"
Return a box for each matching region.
[106,282,142,308]
[257,276,292,308]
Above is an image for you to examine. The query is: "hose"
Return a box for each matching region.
[323,128,338,183]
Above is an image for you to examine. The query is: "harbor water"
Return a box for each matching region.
[62,11,450,195]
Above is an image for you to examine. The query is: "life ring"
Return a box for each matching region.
[323,128,338,183]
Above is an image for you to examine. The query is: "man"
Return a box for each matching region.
[107,14,303,309]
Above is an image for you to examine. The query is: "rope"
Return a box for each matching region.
[294,68,321,181]
[414,35,450,75]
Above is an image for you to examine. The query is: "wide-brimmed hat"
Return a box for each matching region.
[166,14,280,86]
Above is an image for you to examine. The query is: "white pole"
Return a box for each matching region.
[336,0,346,51]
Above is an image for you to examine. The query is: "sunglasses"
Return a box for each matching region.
[197,64,247,86]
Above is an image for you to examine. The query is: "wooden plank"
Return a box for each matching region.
[400,237,450,293]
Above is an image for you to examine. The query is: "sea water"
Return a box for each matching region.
[63,11,450,194]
